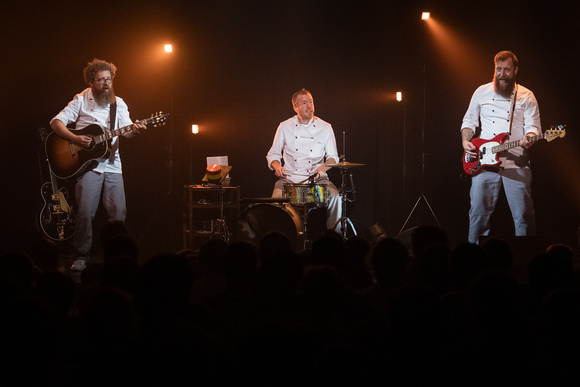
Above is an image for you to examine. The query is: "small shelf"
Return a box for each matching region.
[182,185,240,251]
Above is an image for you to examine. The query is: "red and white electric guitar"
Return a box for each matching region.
[463,125,566,176]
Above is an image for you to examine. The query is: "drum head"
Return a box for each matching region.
[235,203,304,251]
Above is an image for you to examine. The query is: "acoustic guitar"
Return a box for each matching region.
[45,112,169,179]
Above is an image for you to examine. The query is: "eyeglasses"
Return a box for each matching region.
[94,77,112,84]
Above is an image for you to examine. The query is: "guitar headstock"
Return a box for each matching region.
[544,124,566,142]
[149,111,170,127]
[38,127,49,142]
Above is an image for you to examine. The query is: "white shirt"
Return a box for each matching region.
[462,82,541,169]
[266,115,339,183]
[50,88,134,174]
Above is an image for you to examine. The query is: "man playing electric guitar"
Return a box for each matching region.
[50,58,146,271]
[461,50,541,245]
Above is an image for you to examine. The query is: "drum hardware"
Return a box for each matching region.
[327,131,364,239]
[328,158,362,239]
[301,201,326,250]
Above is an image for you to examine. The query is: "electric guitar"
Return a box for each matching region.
[45,112,169,179]
[463,125,566,176]
[39,166,76,241]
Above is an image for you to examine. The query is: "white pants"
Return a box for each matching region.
[272,178,342,231]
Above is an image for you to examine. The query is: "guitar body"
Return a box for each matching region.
[45,112,169,179]
[463,133,508,175]
[45,124,110,179]
[39,182,75,241]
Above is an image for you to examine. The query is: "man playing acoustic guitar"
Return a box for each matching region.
[50,58,146,271]
[461,50,541,245]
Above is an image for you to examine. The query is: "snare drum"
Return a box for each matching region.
[283,183,328,206]
[235,203,305,251]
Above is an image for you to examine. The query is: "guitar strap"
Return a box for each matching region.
[107,101,117,162]
[109,101,117,132]
[507,84,518,136]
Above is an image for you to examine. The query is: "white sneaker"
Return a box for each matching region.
[71,259,87,271]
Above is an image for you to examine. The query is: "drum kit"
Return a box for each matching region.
[235,159,364,251]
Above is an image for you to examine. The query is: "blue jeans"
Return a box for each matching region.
[468,168,536,244]
[73,171,126,259]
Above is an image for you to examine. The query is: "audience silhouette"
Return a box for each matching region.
[2,221,579,383]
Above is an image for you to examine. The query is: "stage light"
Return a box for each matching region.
[421,12,430,20]
[164,44,173,53]
[191,124,199,134]
[396,91,402,102]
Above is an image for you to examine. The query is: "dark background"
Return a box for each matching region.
[1,0,578,258]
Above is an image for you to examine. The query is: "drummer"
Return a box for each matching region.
[266,88,342,231]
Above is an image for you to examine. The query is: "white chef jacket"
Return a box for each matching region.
[266,115,339,183]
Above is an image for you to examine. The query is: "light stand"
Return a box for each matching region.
[398,13,440,235]
[396,91,407,207]
[138,44,179,249]
[189,125,198,184]
[166,44,177,246]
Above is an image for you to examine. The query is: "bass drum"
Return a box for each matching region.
[235,203,305,251]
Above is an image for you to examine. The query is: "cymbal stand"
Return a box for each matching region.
[333,159,357,239]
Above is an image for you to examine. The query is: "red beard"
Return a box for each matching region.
[493,74,515,99]
[93,87,115,107]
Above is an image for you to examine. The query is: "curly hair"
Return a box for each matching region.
[83,58,117,85]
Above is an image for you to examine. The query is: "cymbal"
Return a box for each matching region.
[326,161,365,169]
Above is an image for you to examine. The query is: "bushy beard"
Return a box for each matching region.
[493,74,515,99]
[93,87,114,107]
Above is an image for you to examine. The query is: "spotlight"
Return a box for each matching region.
[421,12,430,20]
[396,91,402,102]
[191,124,199,134]
[164,44,173,53]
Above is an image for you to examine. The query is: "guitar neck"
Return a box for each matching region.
[96,117,145,144]
[49,166,60,193]
[94,114,168,146]
[492,133,540,154]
